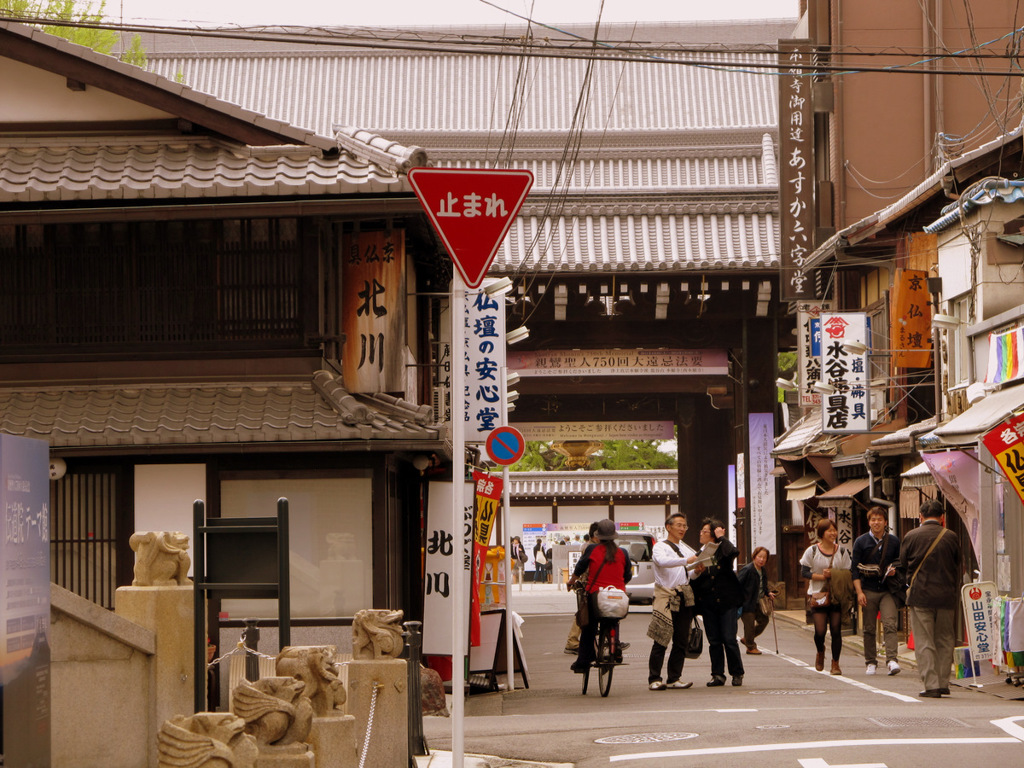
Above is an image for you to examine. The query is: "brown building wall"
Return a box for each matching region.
[827,1,1022,228]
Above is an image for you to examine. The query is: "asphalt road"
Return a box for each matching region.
[424,598,1024,768]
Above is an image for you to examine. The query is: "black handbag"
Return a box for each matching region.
[685,618,704,659]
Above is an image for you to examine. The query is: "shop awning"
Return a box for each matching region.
[785,473,821,501]
[773,410,837,459]
[932,381,1024,446]
[900,461,934,489]
[814,477,871,511]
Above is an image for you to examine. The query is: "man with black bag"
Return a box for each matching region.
[899,499,962,698]
[646,512,697,691]
[851,505,903,676]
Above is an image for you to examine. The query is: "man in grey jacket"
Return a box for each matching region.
[900,499,962,698]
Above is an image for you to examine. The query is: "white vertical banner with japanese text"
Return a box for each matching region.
[423,480,474,658]
[962,581,998,665]
[779,40,816,302]
[748,413,777,553]
[464,281,507,443]
[820,312,870,433]
[341,229,407,393]
[797,301,831,408]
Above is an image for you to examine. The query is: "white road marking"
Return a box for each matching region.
[608,737,1020,762]
[798,759,887,768]
[992,715,1024,741]
[772,649,920,703]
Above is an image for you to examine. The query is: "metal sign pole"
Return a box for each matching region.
[451,273,466,768]
[500,365,515,692]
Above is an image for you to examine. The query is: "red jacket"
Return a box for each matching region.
[577,542,632,593]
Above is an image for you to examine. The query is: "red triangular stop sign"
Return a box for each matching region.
[408,167,533,288]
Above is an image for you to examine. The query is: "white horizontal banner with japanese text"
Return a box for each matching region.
[514,421,675,441]
[507,348,727,377]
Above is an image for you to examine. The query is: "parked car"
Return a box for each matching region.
[616,531,657,604]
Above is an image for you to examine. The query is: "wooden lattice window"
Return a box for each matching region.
[0,218,305,351]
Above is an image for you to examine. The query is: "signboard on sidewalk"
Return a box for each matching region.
[1,434,51,767]
[962,581,998,665]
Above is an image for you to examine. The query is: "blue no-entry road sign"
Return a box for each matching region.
[486,426,526,466]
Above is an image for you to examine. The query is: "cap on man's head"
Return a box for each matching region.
[594,519,617,541]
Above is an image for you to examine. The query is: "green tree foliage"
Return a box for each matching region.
[512,440,677,471]
[120,31,147,67]
[590,440,677,471]
[1,0,144,65]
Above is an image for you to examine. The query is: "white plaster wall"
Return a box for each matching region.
[134,464,206,576]
[0,58,173,122]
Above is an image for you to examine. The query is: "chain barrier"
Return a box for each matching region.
[357,682,382,768]
[206,637,277,671]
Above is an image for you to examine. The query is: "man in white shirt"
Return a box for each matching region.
[647,513,696,690]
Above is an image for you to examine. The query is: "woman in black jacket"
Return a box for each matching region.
[736,546,774,654]
[689,518,745,687]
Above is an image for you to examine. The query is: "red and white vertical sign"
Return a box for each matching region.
[820,312,870,433]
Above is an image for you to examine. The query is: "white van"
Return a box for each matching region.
[616,531,657,604]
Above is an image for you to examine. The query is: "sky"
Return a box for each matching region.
[108,0,800,29]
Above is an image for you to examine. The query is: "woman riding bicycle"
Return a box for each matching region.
[566,519,633,674]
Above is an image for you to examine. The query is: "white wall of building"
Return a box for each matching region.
[134,463,206,575]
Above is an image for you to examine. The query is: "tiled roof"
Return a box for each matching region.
[141,26,782,271]
[0,19,336,152]
[0,371,439,450]
[0,134,417,203]
[508,469,676,499]
[144,43,781,137]
[495,208,777,272]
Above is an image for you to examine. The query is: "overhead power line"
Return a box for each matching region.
[6,13,1024,78]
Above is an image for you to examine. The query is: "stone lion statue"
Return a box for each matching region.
[232,677,313,748]
[275,645,345,717]
[157,712,258,768]
[130,531,192,586]
[351,609,404,660]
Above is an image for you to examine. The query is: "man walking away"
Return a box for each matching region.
[647,513,696,691]
[900,499,961,698]
[851,506,902,676]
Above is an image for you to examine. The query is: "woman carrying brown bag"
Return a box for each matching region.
[799,518,852,675]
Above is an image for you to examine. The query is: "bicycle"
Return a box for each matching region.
[582,616,622,697]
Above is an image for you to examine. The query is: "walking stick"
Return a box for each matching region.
[770,594,779,654]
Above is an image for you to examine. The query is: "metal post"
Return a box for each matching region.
[277,497,291,650]
[193,499,206,713]
[243,618,260,682]
[500,365,515,691]
[404,620,428,762]
[451,274,466,768]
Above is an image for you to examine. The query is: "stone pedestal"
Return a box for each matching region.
[346,659,407,768]
[309,714,358,768]
[256,744,315,768]
[115,585,193,768]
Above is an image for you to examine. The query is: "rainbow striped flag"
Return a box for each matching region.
[985,327,1024,384]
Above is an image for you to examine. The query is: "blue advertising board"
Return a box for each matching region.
[1,434,51,767]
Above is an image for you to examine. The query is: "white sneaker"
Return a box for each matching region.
[888,660,901,676]
[865,664,877,676]
[649,681,666,691]
[665,680,694,689]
